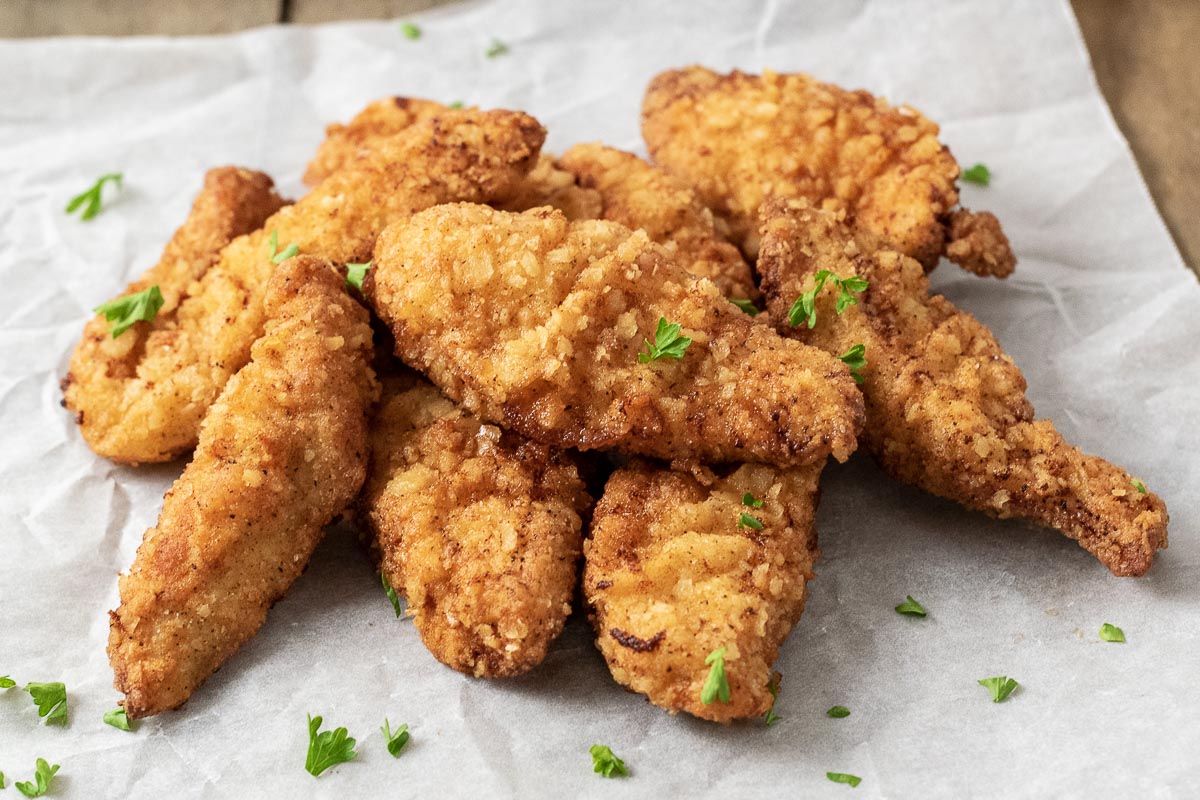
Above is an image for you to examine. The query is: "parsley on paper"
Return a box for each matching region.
[589,744,628,778]
[0,675,15,689]
[894,595,927,617]
[94,285,164,338]
[840,344,867,385]
[14,759,59,798]
[637,317,692,363]
[346,261,372,291]
[742,492,764,509]
[764,677,782,727]
[827,772,862,788]
[267,229,299,264]
[978,676,1019,703]
[729,297,760,316]
[382,572,404,617]
[66,173,122,220]
[448,101,465,109]
[1099,623,1126,643]
[104,707,133,731]
[738,513,763,530]
[485,39,509,58]
[25,682,67,725]
[381,719,410,757]
[827,705,851,718]
[400,22,421,40]
[0,770,5,789]
[961,163,991,186]
[787,270,868,329]
[700,646,730,705]
[305,714,357,777]
[1131,479,1147,495]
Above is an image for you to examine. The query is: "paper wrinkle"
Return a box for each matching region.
[1,1,1198,797]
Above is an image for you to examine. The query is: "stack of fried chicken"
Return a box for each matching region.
[64,67,1168,724]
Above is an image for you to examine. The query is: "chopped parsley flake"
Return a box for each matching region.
[267,229,299,264]
[66,173,122,220]
[346,261,372,291]
[787,270,868,329]
[400,22,421,40]
[742,492,764,508]
[13,759,59,798]
[894,595,927,617]
[104,707,133,731]
[729,297,760,316]
[0,675,15,689]
[827,705,850,718]
[589,744,628,778]
[977,676,1019,703]
[305,714,357,777]
[94,285,164,338]
[961,163,991,186]
[738,512,763,530]
[839,343,867,385]
[448,101,465,109]
[700,646,730,705]
[382,572,404,617]
[381,719,410,757]
[764,677,782,727]
[1099,623,1126,643]
[827,772,862,788]
[637,317,692,363]
[485,39,509,58]
[1132,479,1147,495]
[25,682,67,725]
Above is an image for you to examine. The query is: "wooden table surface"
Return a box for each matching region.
[3,0,1195,273]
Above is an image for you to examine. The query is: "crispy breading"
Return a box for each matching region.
[107,257,378,718]
[360,374,590,678]
[558,143,757,300]
[62,167,285,461]
[757,199,1167,576]
[368,203,864,467]
[496,152,604,219]
[642,66,1015,276]
[67,109,543,464]
[584,460,821,722]
[303,96,448,185]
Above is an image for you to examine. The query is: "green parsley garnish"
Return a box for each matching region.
[382,571,404,617]
[637,317,692,363]
[1131,479,1147,495]
[738,512,763,530]
[400,22,421,40]
[305,714,357,777]
[589,744,628,778]
[104,707,133,731]
[764,677,781,727]
[787,270,868,329]
[346,261,372,291]
[839,343,867,385]
[961,163,991,186]
[13,759,59,798]
[25,682,67,725]
[742,492,764,509]
[94,285,164,338]
[485,38,509,58]
[448,101,465,109]
[267,229,299,264]
[1099,623,1126,643]
[0,675,15,689]
[700,646,730,705]
[381,719,410,757]
[66,173,122,220]
[827,705,851,718]
[0,770,5,789]
[977,676,1019,703]
[827,772,862,788]
[729,297,760,316]
[894,595,927,617]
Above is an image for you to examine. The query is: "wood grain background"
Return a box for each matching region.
[3,0,1194,273]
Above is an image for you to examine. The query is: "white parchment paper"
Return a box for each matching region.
[1,1,1198,797]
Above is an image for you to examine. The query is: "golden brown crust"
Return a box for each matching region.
[558,143,758,299]
[495,153,604,220]
[945,209,1017,278]
[584,460,822,722]
[302,96,448,185]
[62,166,285,463]
[642,66,1015,275]
[69,109,544,465]
[369,203,864,467]
[757,199,1167,576]
[107,256,378,718]
[360,375,590,678]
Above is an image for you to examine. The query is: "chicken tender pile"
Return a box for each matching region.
[360,374,590,678]
[62,66,1169,726]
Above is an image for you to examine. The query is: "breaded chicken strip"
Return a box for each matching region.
[360,374,590,677]
[584,460,822,722]
[62,167,285,460]
[108,257,377,718]
[558,143,758,300]
[368,204,863,467]
[642,66,1015,277]
[757,199,1167,576]
[69,109,543,464]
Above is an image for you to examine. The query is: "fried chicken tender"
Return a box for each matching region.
[108,257,378,717]
[62,167,285,461]
[68,109,543,464]
[757,199,1167,576]
[368,203,863,467]
[360,374,590,677]
[558,143,757,300]
[642,66,1015,277]
[584,460,822,722]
